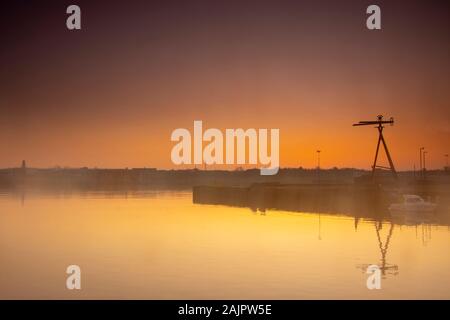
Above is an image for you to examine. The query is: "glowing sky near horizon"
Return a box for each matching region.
[1,0,448,170]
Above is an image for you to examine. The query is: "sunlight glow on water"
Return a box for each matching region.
[0,191,449,299]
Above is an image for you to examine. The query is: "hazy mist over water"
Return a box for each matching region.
[0,191,448,299]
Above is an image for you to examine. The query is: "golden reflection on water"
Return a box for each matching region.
[0,191,449,299]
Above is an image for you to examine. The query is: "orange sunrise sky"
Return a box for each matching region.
[1,0,449,170]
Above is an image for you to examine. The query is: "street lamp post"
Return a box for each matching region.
[316,150,321,183]
[419,147,424,178]
[423,151,428,178]
[316,150,321,169]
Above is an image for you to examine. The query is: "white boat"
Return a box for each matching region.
[389,194,437,214]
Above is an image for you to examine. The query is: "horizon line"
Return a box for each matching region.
[1,166,448,173]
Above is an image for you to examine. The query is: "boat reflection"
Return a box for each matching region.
[193,186,450,281]
[193,185,450,227]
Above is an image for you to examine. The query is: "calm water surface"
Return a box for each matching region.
[0,191,449,299]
